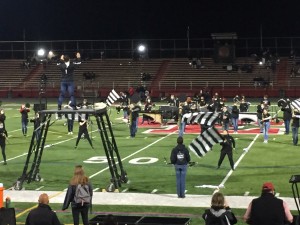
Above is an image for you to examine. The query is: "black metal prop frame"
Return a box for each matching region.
[14,108,128,190]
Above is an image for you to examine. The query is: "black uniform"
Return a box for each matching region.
[217,134,235,170]
[75,119,94,149]
[0,125,6,165]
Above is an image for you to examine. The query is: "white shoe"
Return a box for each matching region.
[263,140,268,143]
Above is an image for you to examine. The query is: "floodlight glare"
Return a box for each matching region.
[37,49,45,57]
[48,51,54,59]
[138,45,146,53]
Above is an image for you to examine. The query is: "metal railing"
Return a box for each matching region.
[0,36,300,59]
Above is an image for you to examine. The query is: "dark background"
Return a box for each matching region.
[0,0,299,41]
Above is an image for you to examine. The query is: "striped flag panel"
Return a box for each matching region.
[189,127,223,158]
[106,89,120,106]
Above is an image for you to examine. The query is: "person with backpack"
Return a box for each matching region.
[202,192,237,225]
[170,136,191,198]
[62,165,93,225]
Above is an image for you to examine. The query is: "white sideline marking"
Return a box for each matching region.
[122,188,128,193]
[275,192,280,197]
[244,191,250,196]
[35,186,44,191]
[218,134,260,189]
[151,189,158,194]
[93,188,100,192]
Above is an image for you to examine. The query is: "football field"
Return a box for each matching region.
[0,99,300,224]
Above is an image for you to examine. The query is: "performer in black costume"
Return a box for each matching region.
[0,121,7,165]
[217,130,235,170]
[74,117,94,149]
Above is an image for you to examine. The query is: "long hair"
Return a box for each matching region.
[211,192,225,208]
[70,165,89,185]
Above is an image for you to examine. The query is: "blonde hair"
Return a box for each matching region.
[70,165,89,185]
[211,192,225,208]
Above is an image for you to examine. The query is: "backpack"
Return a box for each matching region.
[74,184,91,206]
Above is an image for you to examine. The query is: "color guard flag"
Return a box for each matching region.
[182,112,219,126]
[106,89,120,106]
[189,126,223,158]
[291,98,300,111]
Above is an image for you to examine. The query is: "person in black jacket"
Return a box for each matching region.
[20,104,30,136]
[243,182,293,225]
[129,103,141,138]
[217,130,235,170]
[63,165,93,225]
[202,192,237,225]
[57,52,81,112]
[0,109,8,137]
[231,102,239,133]
[74,117,94,149]
[292,109,300,146]
[0,121,7,165]
[25,193,61,225]
[281,98,292,135]
[170,136,191,198]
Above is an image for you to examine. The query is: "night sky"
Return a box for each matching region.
[0,0,299,41]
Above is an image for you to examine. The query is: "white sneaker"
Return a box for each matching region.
[263,140,268,143]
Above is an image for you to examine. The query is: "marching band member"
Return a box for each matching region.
[0,121,7,165]
[129,103,141,138]
[261,108,271,143]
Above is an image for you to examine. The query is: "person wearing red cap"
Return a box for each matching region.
[243,182,293,225]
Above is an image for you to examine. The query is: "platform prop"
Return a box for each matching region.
[14,103,128,190]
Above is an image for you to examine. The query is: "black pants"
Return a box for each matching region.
[218,149,234,169]
[75,128,93,148]
[71,204,89,225]
[0,141,5,162]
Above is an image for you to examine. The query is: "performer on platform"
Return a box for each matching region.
[57,52,81,113]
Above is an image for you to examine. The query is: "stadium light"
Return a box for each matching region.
[138,44,146,53]
[37,48,46,57]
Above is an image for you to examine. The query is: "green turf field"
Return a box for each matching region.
[0,99,299,224]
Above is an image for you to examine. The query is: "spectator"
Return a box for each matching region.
[25,193,61,225]
[170,136,191,198]
[243,182,293,225]
[62,165,93,225]
[202,192,237,225]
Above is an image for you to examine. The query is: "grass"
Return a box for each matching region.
[0,98,299,224]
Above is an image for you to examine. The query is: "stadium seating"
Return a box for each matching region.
[0,57,300,99]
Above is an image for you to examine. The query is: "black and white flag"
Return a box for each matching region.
[291,98,300,111]
[106,89,120,106]
[182,112,219,126]
[189,126,223,158]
